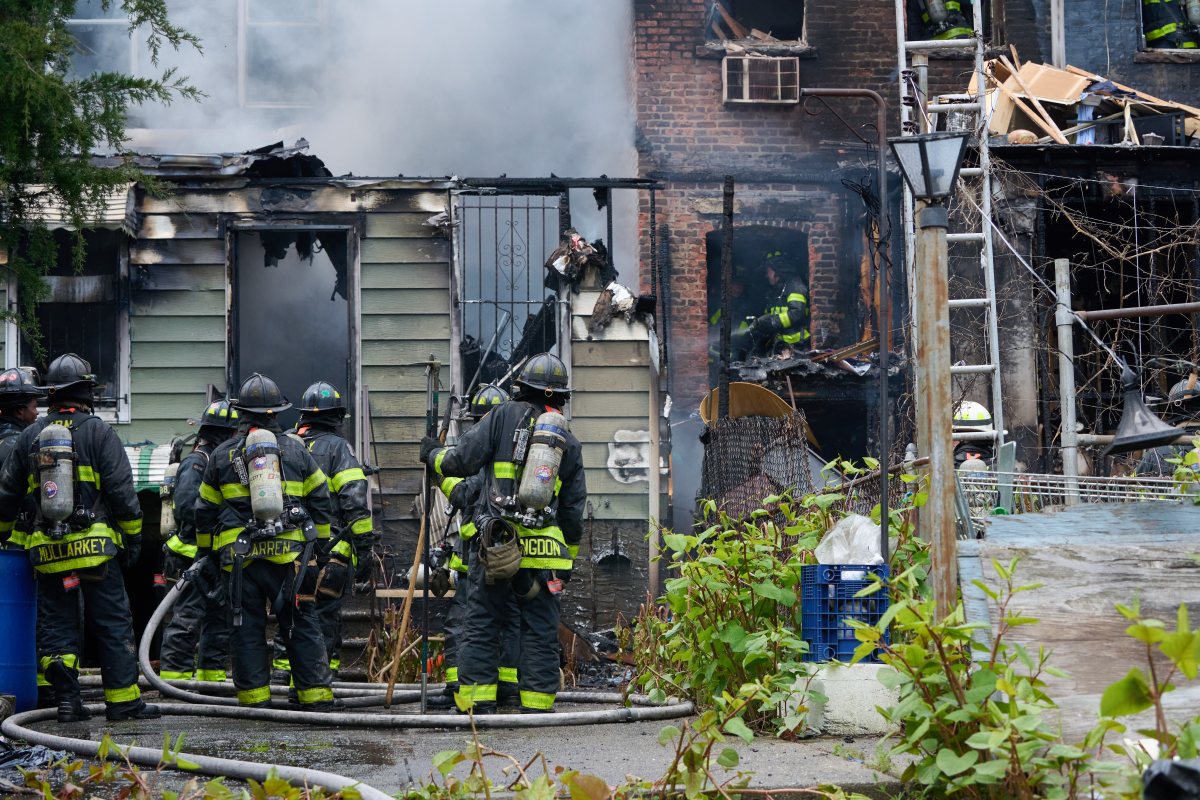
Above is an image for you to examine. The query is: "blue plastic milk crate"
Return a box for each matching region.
[800,564,890,663]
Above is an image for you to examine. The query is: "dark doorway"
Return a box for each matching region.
[232,230,353,436]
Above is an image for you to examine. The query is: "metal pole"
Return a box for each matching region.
[1075,300,1200,322]
[1054,259,1080,505]
[718,176,735,421]
[914,204,957,619]
[648,361,661,599]
[796,88,890,560]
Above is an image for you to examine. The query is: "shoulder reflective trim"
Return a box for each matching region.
[103,684,141,704]
[75,465,101,488]
[568,544,580,560]
[221,483,250,499]
[296,686,334,704]
[195,669,227,683]
[461,521,477,540]
[40,654,80,671]
[238,686,271,705]
[199,482,223,505]
[302,470,328,496]
[433,448,448,476]
[498,667,518,684]
[520,690,555,710]
[786,292,808,305]
[330,467,366,491]
[493,462,517,480]
[332,539,354,559]
[159,670,194,681]
[117,518,142,535]
[445,666,459,683]
[454,683,497,710]
[350,517,374,535]
[165,535,198,558]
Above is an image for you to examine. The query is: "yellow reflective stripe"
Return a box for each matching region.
[196,670,227,682]
[568,544,580,560]
[516,524,566,546]
[786,292,807,305]
[461,521,477,540]
[40,654,79,671]
[272,658,291,672]
[780,330,810,343]
[454,684,497,711]
[493,462,517,480]
[445,667,459,683]
[330,468,366,491]
[935,26,973,39]
[440,476,463,496]
[521,557,573,569]
[498,667,518,684]
[777,310,791,328]
[25,474,36,494]
[316,523,332,539]
[1147,22,1179,40]
[350,517,373,535]
[449,552,467,573]
[116,518,141,535]
[36,672,49,687]
[520,690,555,710]
[8,529,28,547]
[329,658,341,671]
[555,477,563,493]
[76,465,100,488]
[214,527,247,551]
[331,539,353,559]
[199,482,222,505]
[195,533,212,549]
[104,684,141,704]
[296,686,334,704]
[221,483,250,499]
[433,448,447,476]
[238,686,271,705]
[159,670,194,681]
[165,535,198,558]
[302,469,327,496]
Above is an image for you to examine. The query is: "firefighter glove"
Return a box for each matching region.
[162,549,190,581]
[354,540,375,583]
[121,535,142,568]
[419,436,441,466]
[428,566,452,597]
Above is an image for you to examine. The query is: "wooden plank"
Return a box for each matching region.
[361,262,449,290]
[130,239,225,266]
[131,289,226,316]
[137,214,221,240]
[364,212,444,239]
[997,55,1069,144]
[572,340,651,368]
[987,68,1069,144]
[713,0,749,38]
[361,315,450,342]
[132,263,225,291]
[362,288,450,315]
[361,238,449,264]
[132,341,226,369]
[130,315,225,342]
[572,366,651,393]
[139,187,448,216]
[572,391,652,419]
[131,366,226,393]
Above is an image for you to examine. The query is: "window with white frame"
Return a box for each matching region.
[17,230,131,423]
[706,0,805,43]
[66,0,142,78]
[238,0,326,108]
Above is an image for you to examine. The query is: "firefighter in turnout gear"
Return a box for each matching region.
[0,354,158,723]
[421,354,587,714]
[915,0,974,40]
[271,380,376,681]
[158,400,239,682]
[0,369,43,512]
[429,383,522,709]
[1143,0,1200,49]
[743,250,810,357]
[193,373,340,710]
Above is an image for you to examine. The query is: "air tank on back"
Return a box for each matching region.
[160,462,179,537]
[517,410,568,511]
[244,428,284,524]
[36,424,75,537]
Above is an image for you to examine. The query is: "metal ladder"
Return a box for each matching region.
[893,0,1005,447]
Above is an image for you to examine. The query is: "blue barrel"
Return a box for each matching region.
[0,549,36,711]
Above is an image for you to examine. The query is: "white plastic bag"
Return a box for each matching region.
[815,514,884,565]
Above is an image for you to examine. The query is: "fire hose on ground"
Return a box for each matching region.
[2,560,694,798]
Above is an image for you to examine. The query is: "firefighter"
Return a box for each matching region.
[952,400,996,470]
[429,383,522,709]
[1143,0,1199,49]
[158,400,239,682]
[915,0,973,40]
[741,250,810,358]
[193,373,340,710]
[270,380,376,681]
[0,353,157,722]
[421,354,586,714]
[0,368,42,473]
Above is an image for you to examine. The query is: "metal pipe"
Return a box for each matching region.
[718,176,735,421]
[1078,432,1197,446]
[1054,259,1080,505]
[796,87,890,561]
[1074,301,1200,322]
[648,362,662,599]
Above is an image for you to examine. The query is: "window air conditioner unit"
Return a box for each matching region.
[722,55,800,105]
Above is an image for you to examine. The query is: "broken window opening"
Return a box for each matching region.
[232,229,352,437]
[238,0,326,108]
[904,0,993,43]
[18,229,128,419]
[1140,0,1200,50]
[66,0,145,79]
[705,0,805,43]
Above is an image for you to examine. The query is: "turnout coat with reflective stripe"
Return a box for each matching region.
[0,409,143,574]
[295,425,373,561]
[430,399,586,570]
[193,425,335,568]
[164,445,212,560]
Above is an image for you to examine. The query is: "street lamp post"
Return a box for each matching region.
[888,132,968,620]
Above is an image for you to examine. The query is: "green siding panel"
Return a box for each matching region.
[131,290,225,316]
[132,263,226,291]
[362,289,448,315]
[361,238,449,264]
[361,316,450,342]
[130,315,225,343]
[138,213,221,240]
[572,367,651,393]
[131,366,226,393]
[119,420,195,447]
[573,340,651,367]
[131,341,225,368]
[364,213,442,239]
[139,187,448,215]
[361,263,449,290]
[572,392,650,419]
[130,239,225,266]
[588,494,650,521]
[131,392,211,420]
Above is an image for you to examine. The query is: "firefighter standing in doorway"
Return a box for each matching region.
[270,380,376,681]
[0,353,158,722]
[740,250,810,358]
[193,373,340,710]
[421,354,587,714]
[158,400,239,682]
[429,383,523,709]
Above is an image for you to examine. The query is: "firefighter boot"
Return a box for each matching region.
[45,660,90,723]
[106,701,162,721]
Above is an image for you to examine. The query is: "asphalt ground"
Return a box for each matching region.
[9,698,900,798]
